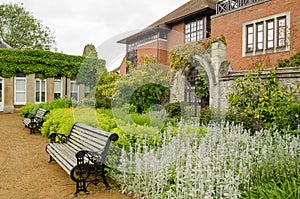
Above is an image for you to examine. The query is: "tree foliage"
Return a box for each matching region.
[0,3,56,50]
[82,44,98,58]
[95,71,121,108]
[112,64,172,113]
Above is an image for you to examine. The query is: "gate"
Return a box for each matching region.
[184,68,200,117]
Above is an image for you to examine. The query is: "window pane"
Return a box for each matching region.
[256,23,264,51]
[41,92,46,102]
[16,79,25,91]
[16,93,25,103]
[36,92,40,102]
[42,81,46,91]
[36,80,40,91]
[54,80,61,93]
[185,18,205,43]
[268,41,274,48]
[246,25,254,52]
[277,17,286,47]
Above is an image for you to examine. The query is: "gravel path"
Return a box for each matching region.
[0,112,132,199]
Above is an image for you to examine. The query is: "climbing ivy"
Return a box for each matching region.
[0,49,105,79]
[170,35,226,71]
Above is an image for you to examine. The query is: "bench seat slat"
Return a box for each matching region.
[46,144,74,174]
[71,128,109,145]
[69,133,106,151]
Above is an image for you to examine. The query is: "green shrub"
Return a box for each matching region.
[277,51,300,68]
[95,71,120,109]
[226,67,300,133]
[129,83,169,114]
[41,107,99,137]
[165,102,182,119]
[19,97,74,117]
[112,64,172,114]
[19,103,42,117]
[41,108,74,137]
[96,109,117,132]
[272,102,300,134]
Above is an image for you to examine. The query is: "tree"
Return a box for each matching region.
[82,44,98,58]
[0,3,56,50]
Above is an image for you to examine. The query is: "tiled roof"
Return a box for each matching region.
[148,0,218,28]
[118,0,218,43]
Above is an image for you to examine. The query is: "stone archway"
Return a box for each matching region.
[170,40,229,112]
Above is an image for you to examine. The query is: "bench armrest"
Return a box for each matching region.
[76,150,102,164]
[49,132,68,143]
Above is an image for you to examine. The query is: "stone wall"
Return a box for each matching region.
[170,40,300,114]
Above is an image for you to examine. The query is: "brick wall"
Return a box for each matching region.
[212,0,300,71]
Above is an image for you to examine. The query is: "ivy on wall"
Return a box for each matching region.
[170,35,226,71]
[0,49,105,79]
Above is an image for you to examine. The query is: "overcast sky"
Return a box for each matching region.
[2,0,188,58]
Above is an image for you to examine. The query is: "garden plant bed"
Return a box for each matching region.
[0,112,132,199]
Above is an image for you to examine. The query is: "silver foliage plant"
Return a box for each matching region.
[111,122,300,199]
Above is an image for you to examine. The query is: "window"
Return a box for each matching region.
[54,79,62,99]
[266,20,274,49]
[35,79,46,103]
[84,85,90,97]
[256,22,264,51]
[246,25,254,52]
[277,17,286,47]
[243,12,290,56]
[14,76,26,105]
[185,17,205,43]
[70,81,79,101]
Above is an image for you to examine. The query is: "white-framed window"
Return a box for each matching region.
[84,85,90,97]
[54,78,62,99]
[70,81,79,101]
[185,17,206,43]
[35,79,46,103]
[14,76,26,105]
[243,12,290,57]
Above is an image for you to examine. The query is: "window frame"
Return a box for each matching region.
[246,24,254,53]
[256,22,264,52]
[266,19,275,49]
[184,17,206,43]
[70,81,79,101]
[14,76,26,105]
[54,78,62,99]
[35,78,47,104]
[243,12,290,57]
[277,16,287,48]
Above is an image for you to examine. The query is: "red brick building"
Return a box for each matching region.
[116,0,300,114]
[118,0,217,74]
[212,0,300,70]
[118,0,299,72]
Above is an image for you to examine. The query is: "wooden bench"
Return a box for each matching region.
[45,122,119,196]
[23,108,49,134]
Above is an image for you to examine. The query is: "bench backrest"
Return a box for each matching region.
[68,122,118,164]
[35,108,49,119]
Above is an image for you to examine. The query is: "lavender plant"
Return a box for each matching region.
[111,122,300,199]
